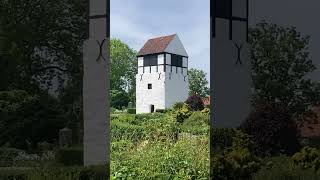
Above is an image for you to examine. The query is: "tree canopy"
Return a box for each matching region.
[249,21,320,115]
[188,68,210,98]
[110,39,137,106]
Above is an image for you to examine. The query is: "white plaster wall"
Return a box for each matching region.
[212,18,251,128]
[165,35,188,57]
[164,71,189,109]
[138,57,143,66]
[182,57,188,67]
[158,54,164,64]
[151,66,157,73]
[136,72,165,113]
[166,54,171,65]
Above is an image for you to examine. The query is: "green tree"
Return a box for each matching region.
[110,39,137,103]
[0,0,87,93]
[249,21,320,115]
[0,0,88,147]
[188,68,209,98]
[111,89,130,110]
[0,90,66,149]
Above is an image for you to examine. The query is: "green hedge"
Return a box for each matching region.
[111,120,146,142]
[55,147,83,166]
[127,108,136,114]
[0,148,23,167]
[211,128,236,152]
[0,166,109,180]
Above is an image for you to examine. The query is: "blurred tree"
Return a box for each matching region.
[0,0,88,147]
[249,21,320,116]
[110,39,137,103]
[111,90,130,110]
[188,68,210,98]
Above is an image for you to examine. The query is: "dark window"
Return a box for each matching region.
[144,54,158,66]
[171,54,183,67]
[215,0,232,19]
[148,84,152,89]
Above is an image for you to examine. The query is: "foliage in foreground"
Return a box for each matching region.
[0,166,109,180]
[211,130,262,180]
[292,146,320,172]
[185,94,204,111]
[110,112,209,179]
[0,90,66,150]
[253,156,320,180]
[241,102,300,156]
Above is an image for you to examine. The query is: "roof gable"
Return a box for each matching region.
[138,34,176,56]
[164,35,188,57]
[137,34,188,57]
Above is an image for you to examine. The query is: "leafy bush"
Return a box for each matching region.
[292,147,320,172]
[0,148,23,167]
[211,128,237,152]
[111,120,146,142]
[211,130,261,180]
[0,90,66,150]
[240,102,300,156]
[201,107,210,115]
[55,147,83,166]
[173,102,184,110]
[253,156,320,180]
[127,108,136,114]
[0,166,109,180]
[180,111,209,135]
[144,115,178,142]
[185,94,204,111]
[184,111,209,126]
[175,104,192,123]
[111,90,130,110]
[111,137,209,179]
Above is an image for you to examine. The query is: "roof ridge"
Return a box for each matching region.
[137,34,177,56]
[148,34,176,40]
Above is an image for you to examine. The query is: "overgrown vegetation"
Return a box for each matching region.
[110,111,209,179]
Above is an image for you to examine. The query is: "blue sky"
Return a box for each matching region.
[111,0,210,81]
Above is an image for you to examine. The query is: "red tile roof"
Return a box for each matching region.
[137,34,176,56]
[299,106,320,138]
[202,96,211,106]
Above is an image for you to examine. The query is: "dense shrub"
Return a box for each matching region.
[111,120,146,142]
[253,156,320,180]
[241,102,300,156]
[201,107,210,115]
[144,116,178,142]
[185,94,204,111]
[55,147,83,166]
[127,108,136,114]
[180,112,210,135]
[173,102,184,110]
[211,128,237,152]
[0,166,109,180]
[181,111,209,132]
[111,137,209,179]
[292,147,320,172]
[111,90,130,110]
[176,104,192,123]
[211,131,260,180]
[0,148,23,167]
[0,90,66,150]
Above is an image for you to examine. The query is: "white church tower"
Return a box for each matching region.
[136,34,189,114]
